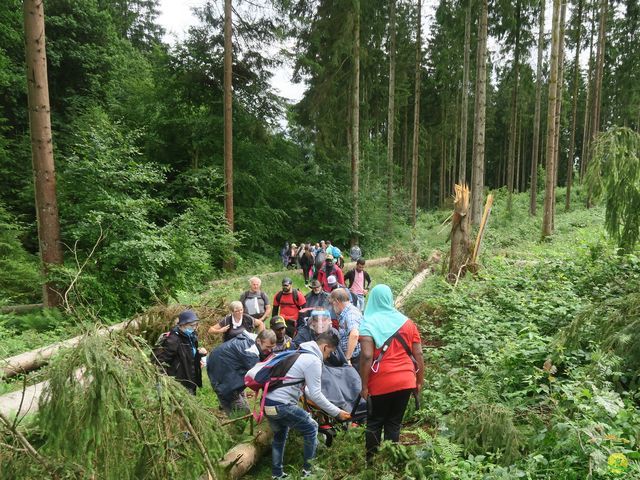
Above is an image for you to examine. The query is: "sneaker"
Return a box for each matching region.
[272,474,289,479]
[301,469,312,478]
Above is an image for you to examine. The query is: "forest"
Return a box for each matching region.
[1,0,639,478]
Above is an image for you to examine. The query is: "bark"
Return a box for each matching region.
[410,0,422,227]
[470,0,488,225]
[506,0,522,213]
[448,184,471,283]
[580,9,595,180]
[386,0,396,232]
[351,0,361,244]
[23,0,63,307]
[565,0,583,211]
[516,110,522,193]
[586,0,607,207]
[223,0,234,269]
[542,0,562,238]
[219,423,273,479]
[530,0,546,216]
[1,318,141,379]
[551,1,567,231]
[459,0,472,184]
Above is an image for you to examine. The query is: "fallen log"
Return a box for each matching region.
[395,267,432,309]
[0,319,139,379]
[0,303,44,314]
[217,422,273,479]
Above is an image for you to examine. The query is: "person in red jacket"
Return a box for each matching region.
[314,254,344,292]
[272,277,306,336]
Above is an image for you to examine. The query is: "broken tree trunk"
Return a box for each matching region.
[470,194,494,267]
[217,422,273,479]
[448,184,471,283]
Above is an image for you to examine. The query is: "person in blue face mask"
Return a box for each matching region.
[153,309,208,395]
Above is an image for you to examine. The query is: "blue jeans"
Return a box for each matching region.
[265,403,318,476]
[354,293,365,313]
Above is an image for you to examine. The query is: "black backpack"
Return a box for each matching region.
[275,288,303,309]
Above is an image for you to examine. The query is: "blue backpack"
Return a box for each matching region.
[244,349,309,421]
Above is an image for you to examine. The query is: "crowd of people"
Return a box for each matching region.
[152,248,424,478]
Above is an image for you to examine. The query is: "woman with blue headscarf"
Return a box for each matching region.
[359,284,424,460]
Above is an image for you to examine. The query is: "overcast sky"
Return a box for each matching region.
[157,0,306,103]
[156,0,450,105]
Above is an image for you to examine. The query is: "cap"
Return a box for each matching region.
[327,275,337,285]
[282,277,293,286]
[177,310,198,325]
[309,279,322,288]
[325,254,334,260]
[271,316,287,329]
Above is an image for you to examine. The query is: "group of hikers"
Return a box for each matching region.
[280,240,363,283]
[152,251,424,479]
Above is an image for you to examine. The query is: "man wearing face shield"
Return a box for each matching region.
[291,310,347,366]
[207,329,277,415]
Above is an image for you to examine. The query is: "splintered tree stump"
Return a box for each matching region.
[448,184,472,283]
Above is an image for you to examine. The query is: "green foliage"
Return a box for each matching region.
[1,331,230,479]
[0,202,41,304]
[56,108,235,318]
[587,127,640,253]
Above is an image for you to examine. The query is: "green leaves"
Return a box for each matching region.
[587,127,640,253]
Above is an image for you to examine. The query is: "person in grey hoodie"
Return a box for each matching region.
[264,332,351,479]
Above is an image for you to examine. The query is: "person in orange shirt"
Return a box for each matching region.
[359,284,425,461]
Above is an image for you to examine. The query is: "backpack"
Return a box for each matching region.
[275,288,303,309]
[244,349,309,422]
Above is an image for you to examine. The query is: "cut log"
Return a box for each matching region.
[218,422,273,479]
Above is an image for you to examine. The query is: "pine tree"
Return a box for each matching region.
[471,0,488,225]
[530,0,545,216]
[223,0,234,270]
[386,0,396,232]
[542,0,562,238]
[410,0,422,227]
[566,0,584,211]
[23,0,63,307]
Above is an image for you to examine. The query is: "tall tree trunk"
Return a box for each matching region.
[551,1,567,231]
[566,0,583,211]
[439,137,445,207]
[530,0,546,216]
[352,0,361,244]
[516,110,522,193]
[471,0,488,225]
[586,0,607,207]
[542,0,562,238]
[386,0,396,232]
[23,0,63,307]
[506,0,522,213]
[580,8,595,181]
[402,107,408,189]
[410,0,422,226]
[459,0,472,184]
[223,0,234,269]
